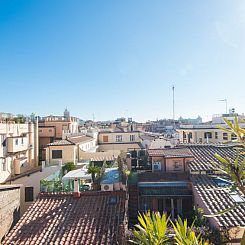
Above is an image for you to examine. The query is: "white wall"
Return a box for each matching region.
[8,165,60,216]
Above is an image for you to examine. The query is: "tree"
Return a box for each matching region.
[117,151,130,176]
[209,116,245,243]
[62,162,76,175]
[130,212,208,245]
[87,165,101,184]
[171,217,208,245]
[129,211,170,245]
[214,116,245,196]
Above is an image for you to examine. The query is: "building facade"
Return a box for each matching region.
[38,112,79,161]
[178,112,245,144]
[0,122,39,184]
[46,135,97,165]
[98,128,144,152]
[127,148,194,225]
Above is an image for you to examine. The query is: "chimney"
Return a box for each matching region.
[73,178,81,198]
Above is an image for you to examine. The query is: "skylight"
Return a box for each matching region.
[230,193,245,203]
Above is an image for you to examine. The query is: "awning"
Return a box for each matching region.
[62,169,92,181]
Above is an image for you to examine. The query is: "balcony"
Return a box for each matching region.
[7,137,29,153]
[13,157,29,175]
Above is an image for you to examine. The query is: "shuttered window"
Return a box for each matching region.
[52,150,62,159]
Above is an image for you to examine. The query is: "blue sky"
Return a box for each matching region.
[0,0,245,122]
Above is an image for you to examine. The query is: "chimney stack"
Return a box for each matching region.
[73,178,81,198]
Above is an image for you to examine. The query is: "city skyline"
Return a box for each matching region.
[0,0,245,121]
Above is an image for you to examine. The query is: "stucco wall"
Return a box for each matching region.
[0,122,38,184]
[178,128,234,144]
[98,131,142,144]
[46,145,76,164]
[151,156,191,172]
[0,186,20,242]
[9,165,60,216]
[98,143,141,152]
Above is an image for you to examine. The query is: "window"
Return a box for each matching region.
[52,150,62,159]
[223,133,228,140]
[25,187,34,202]
[0,159,6,171]
[130,135,135,141]
[174,161,182,171]
[103,135,108,142]
[116,135,122,142]
[204,132,212,139]
[215,132,218,139]
[15,139,18,145]
[21,138,24,145]
[231,133,237,141]
[39,129,42,133]
[49,129,52,132]
[152,162,161,171]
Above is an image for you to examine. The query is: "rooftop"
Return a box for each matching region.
[192,175,245,228]
[47,135,94,146]
[186,144,244,172]
[148,147,193,158]
[3,191,127,245]
[80,151,118,162]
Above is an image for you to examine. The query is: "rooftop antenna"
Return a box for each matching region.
[172,85,175,122]
[219,99,228,114]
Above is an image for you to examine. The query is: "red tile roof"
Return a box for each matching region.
[3,191,127,245]
[186,144,244,172]
[192,175,245,228]
[48,135,94,146]
[148,147,193,158]
[68,135,94,144]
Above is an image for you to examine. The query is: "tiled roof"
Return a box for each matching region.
[47,139,73,146]
[3,191,127,245]
[192,175,245,228]
[148,147,193,158]
[139,134,157,141]
[68,135,94,144]
[186,144,242,172]
[47,136,94,146]
[81,152,119,162]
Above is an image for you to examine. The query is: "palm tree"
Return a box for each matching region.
[129,211,170,245]
[87,165,101,184]
[130,212,208,245]
[171,217,208,245]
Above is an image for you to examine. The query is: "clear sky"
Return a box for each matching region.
[0,0,244,122]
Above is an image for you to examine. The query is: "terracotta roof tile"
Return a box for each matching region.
[148,147,193,158]
[191,175,245,228]
[186,144,245,172]
[47,136,94,146]
[3,191,126,245]
[68,135,94,144]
